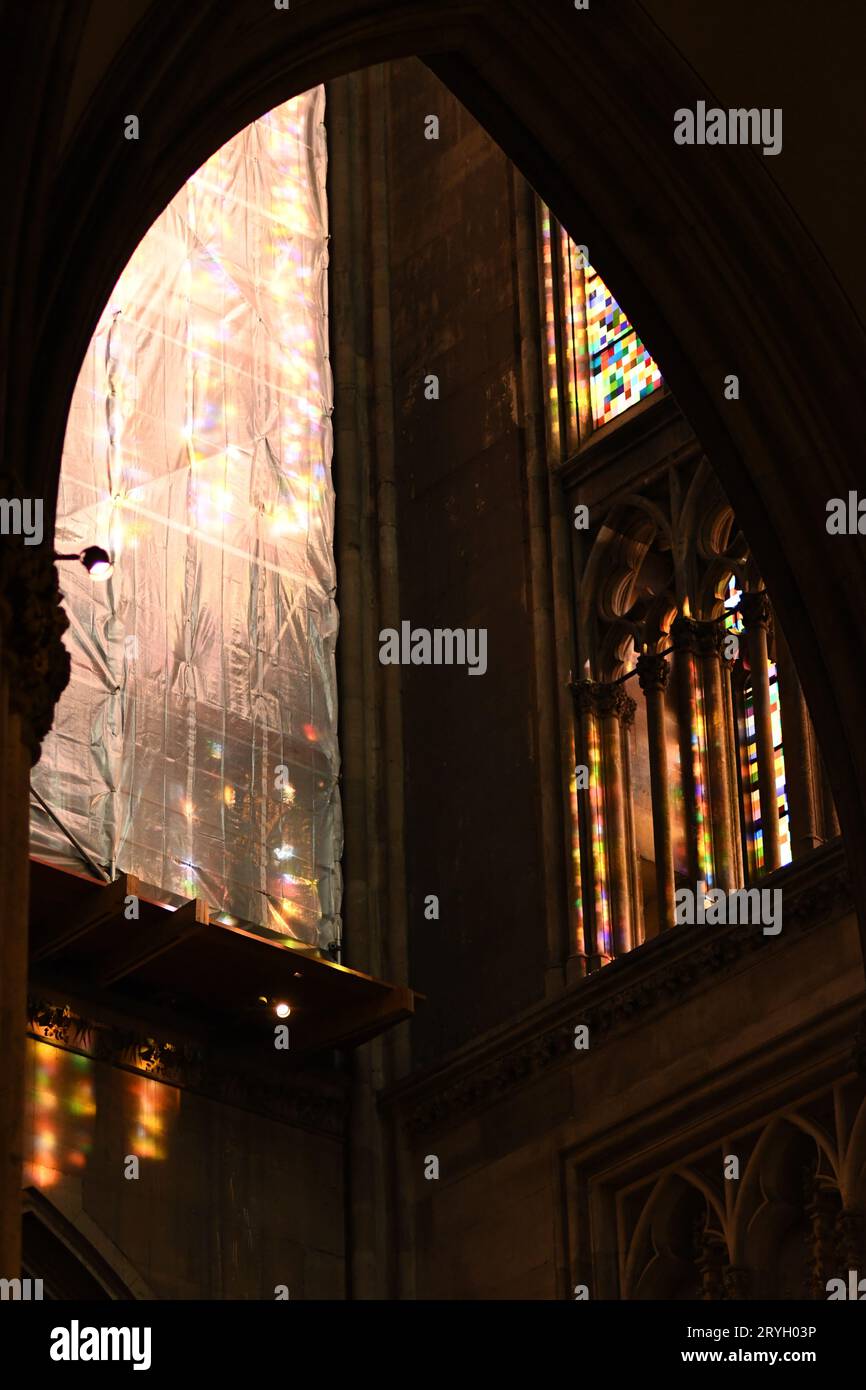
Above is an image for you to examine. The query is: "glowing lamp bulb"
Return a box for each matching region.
[275,1002,291,1019]
[80,546,113,579]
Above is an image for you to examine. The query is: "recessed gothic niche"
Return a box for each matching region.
[590,1080,866,1302]
[12,33,861,1306]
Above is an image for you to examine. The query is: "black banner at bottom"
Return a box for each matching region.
[1,1296,862,1378]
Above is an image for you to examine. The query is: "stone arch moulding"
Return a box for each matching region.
[10,0,866,959]
[22,1187,153,1300]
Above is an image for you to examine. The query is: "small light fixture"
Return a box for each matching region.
[55,545,114,580]
[275,1002,291,1019]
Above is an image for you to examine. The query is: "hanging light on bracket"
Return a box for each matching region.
[54,545,114,580]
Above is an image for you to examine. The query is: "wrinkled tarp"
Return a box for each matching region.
[31,87,340,948]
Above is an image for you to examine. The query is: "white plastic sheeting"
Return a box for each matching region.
[31,87,340,948]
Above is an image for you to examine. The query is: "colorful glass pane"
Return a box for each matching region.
[584,263,663,427]
[726,577,791,869]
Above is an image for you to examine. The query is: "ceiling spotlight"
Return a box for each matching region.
[275,1002,291,1019]
[55,545,114,580]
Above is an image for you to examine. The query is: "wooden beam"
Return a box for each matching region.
[294,984,416,1054]
[30,873,141,963]
[97,896,211,986]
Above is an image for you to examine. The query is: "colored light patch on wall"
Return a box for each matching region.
[124,1071,180,1161]
[539,211,562,459]
[587,715,612,957]
[567,726,585,950]
[24,1040,96,1189]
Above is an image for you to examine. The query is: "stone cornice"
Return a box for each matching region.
[384,841,852,1136]
[27,996,348,1138]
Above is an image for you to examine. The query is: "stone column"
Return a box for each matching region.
[670,614,704,888]
[774,621,822,858]
[805,1181,841,1300]
[0,538,69,1284]
[697,623,737,891]
[835,1209,866,1279]
[695,1231,727,1301]
[740,590,781,873]
[636,651,676,931]
[572,680,610,970]
[513,170,570,985]
[818,744,841,840]
[596,682,637,958]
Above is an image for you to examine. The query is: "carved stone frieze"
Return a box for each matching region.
[26,996,347,1136]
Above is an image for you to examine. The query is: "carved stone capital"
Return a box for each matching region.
[739,589,772,634]
[670,614,701,655]
[636,652,670,694]
[571,677,597,719]
[0,539,70,763]
[572,678,635,726]
[595,682,636,726]
[695,620,725,658]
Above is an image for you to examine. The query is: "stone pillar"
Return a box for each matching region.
[0,538,69,1284]
[818,744,841,840]
[740,590,781,873]
[835,1208,866,1278]
[803,1182,841,1299]
[774,621,822,858]
[596,683,637,958]
[670,614,705,888]
[697,623,737,891]
[636,651,676,931]
[513,170,570,985]
[572,680,611,970]
[696,1234,727,1301]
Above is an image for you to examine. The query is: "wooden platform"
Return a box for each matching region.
[28,858,417,1055]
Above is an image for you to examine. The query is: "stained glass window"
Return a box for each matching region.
[584,263,663,428]
[726,577,792,871]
